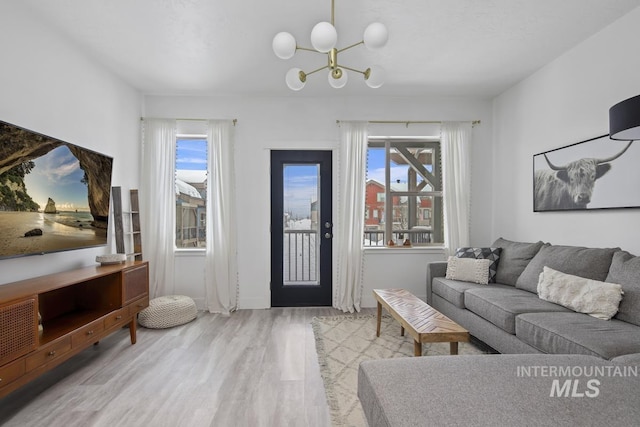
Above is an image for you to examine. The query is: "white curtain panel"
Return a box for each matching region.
[441,121,472,256]
[205,120,238,315]
[335,121,368,313]
[140,118,176,298]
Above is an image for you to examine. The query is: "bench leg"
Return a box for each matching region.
[414,341,422,356]
[450,342,458,355]
[401,326,405,336]
[376,301,382,337]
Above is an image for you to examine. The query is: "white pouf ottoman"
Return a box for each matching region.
[138,295,197,329]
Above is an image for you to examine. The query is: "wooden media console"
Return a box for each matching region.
[0,261,149,398]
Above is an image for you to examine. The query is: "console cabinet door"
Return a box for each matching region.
[0,297,38,365]
[122,265,148,304]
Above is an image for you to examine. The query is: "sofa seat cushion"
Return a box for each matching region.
[464,288,571,334]
[431,278,512,309]
[516,312,640,359]
[515,245,618,293]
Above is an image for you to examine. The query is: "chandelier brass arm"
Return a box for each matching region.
[295,46,323,53]
[338,65,370,77]
[337,40,365,54]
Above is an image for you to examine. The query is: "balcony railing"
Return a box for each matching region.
[283,229,318,284]
[281,228,433,283]
[176,226,206,247]
[363,229,432,246]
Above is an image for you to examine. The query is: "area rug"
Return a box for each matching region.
[311,314,488,427]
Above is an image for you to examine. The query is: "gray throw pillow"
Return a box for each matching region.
[605,251,640,327]
[515,245,618,294]
[491,238,545,286]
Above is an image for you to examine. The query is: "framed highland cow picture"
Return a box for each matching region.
[533,134,640,212]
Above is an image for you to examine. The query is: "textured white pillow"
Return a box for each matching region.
[445,256,491,285]
[537,266,624,320]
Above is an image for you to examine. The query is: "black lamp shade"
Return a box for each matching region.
[609,94,640,140]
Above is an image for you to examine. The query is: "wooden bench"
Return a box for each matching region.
[373,288,470,356]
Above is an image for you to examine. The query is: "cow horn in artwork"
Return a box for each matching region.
[543,140,633,170]
[595,141,633,164]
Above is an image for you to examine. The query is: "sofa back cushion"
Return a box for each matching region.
[491,238,545,286]
[516,245,618,294]
[605,251,640,327]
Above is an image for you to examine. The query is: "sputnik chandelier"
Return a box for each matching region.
[272,0,388,91]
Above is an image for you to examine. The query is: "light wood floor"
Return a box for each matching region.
[0,307,375,427]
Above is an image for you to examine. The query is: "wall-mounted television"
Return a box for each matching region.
[0,120,113,260]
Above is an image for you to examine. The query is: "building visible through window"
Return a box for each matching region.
[175,137,207,248]
[365,138,443,247]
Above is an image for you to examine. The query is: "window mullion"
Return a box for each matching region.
[384,140,392,245]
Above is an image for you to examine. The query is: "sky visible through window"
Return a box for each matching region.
[367,148,434,185]
[176,139,207,171]
[284,164,318,219]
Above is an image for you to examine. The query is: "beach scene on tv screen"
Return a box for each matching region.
[0,121,113,259]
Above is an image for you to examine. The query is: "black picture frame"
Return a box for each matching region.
[533,134,639,212]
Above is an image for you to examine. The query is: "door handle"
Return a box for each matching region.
[324,222,332,229]
[324,233,332,239]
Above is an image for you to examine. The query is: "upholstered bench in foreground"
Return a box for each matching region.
[358,353,640,427]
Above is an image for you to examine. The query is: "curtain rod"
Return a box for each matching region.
[140,117,237,126]
[336,119,480,127]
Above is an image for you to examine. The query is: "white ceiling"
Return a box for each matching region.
[21,0,640,98]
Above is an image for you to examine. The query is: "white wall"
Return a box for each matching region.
[0,2,142,284]
[492,7,640,254]
[144,95,493,308]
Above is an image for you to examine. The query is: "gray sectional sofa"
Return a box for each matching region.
[358,238,640,426]
[427,238,640,358]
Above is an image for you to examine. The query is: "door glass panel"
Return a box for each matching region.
[282,164,320,285]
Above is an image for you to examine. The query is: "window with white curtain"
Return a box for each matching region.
[364,137,443,247]
[175,136,207,248]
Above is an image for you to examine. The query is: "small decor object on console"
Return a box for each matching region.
[96,254,127,265]
[138,295,197,329]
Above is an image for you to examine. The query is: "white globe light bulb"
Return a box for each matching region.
[365,65,385,88]
[363,23,388,50]
[285,68,306,91]
[272,32,297,59]
[328,69,348,88]
[310,22,337,53]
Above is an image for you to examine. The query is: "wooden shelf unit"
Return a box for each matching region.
[112,187,143,261]
[0,261,149,398]
[129,189,143,261]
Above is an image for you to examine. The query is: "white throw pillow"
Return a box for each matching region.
[537,266,624,320]
[445,256,491,285]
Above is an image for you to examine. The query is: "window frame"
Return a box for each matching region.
[366,136,443,247]
[175,134,208,251]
